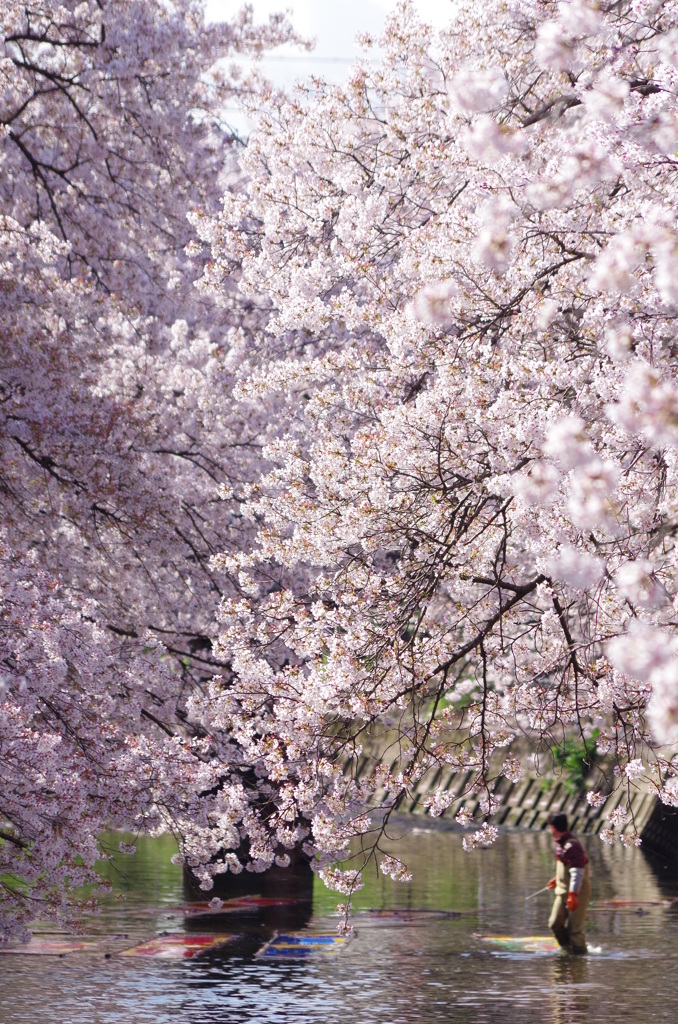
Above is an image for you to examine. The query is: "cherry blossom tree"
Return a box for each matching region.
[192,0,678,904]
[7,0,678,941]
[0,0,301,938]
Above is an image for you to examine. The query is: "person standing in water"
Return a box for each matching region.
[546,812,591,954]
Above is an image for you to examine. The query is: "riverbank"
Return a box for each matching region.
[352,748,678,859]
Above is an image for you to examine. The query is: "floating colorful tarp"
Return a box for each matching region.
[118,932,237,959]
[256,932,347,959]
[476,934,561,953]
[0,937,97,956]
[589,898,674,910]
[183,895,301,915]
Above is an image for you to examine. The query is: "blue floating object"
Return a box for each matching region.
[256,932,347,959]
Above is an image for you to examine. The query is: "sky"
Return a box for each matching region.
[206,0,456,59]
[205,0,456,125]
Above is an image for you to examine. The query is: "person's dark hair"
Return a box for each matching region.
[547,812,568,832]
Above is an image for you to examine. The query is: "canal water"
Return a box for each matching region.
[1,822,677,1024]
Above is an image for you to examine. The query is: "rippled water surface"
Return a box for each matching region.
[1,824,677,1024]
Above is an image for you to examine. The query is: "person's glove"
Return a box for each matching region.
[566,892,579,912]
[547,878,557,890]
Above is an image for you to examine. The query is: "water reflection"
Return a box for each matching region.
[548,955,591,1024]
[1,826,677,1024]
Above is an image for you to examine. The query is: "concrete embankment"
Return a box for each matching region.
[352,750,678,858]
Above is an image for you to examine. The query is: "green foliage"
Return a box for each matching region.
[551,731,599,794]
